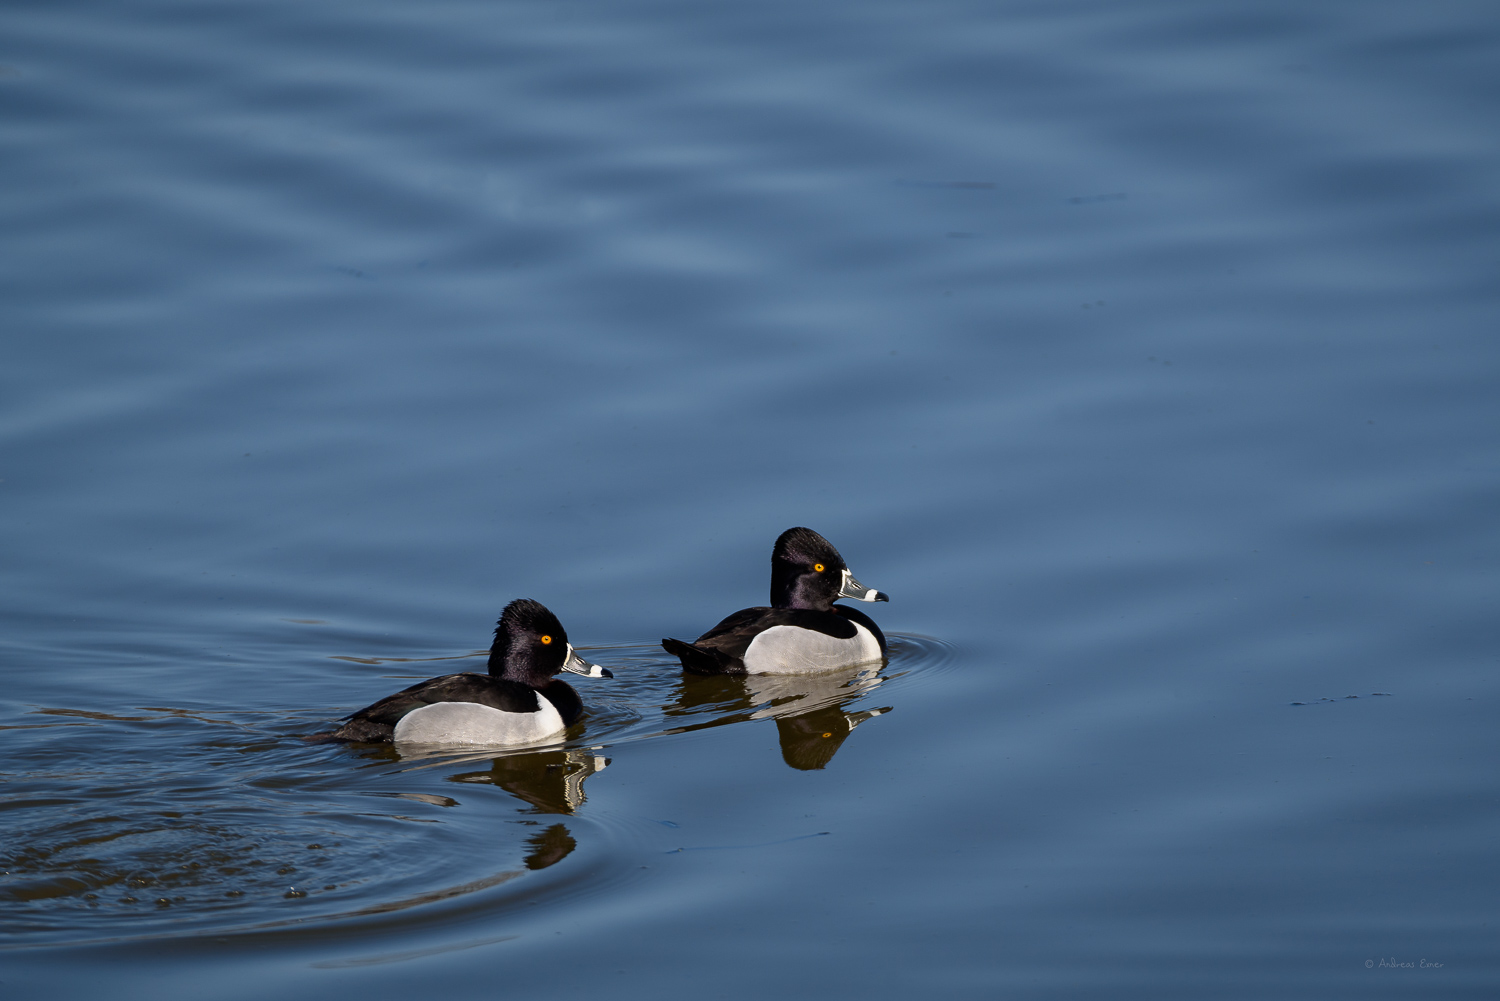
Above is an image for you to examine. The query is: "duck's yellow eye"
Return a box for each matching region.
[540,635,553,645]
[821,732,833,738]
[814,563,824,572]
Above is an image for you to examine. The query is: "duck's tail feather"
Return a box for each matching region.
[307,718,395,743]
[662,637,736,675]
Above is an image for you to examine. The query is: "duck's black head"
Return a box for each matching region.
[488,598,613,687]
[770,527,889,611]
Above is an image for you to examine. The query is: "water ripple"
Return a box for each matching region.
[0,633,950,948]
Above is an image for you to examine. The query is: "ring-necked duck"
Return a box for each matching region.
[661,527,889,675]
[328,598,613,745]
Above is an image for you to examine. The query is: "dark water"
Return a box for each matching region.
[3,0,1497,995]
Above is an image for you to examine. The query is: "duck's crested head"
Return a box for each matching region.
[488,599,612,684]
[773,527,843,570]
[770,528,889,610]
[499,597,567,643]
[772,528,844,610]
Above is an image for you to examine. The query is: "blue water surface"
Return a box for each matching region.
[2,0,1498,996]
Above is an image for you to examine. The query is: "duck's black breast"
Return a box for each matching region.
[832,604,888,656]
[662,607,861,674]
[330,672,544,742]
[536,679,583,725]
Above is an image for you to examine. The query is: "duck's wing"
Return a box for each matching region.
[327,674,542,742]
[343,673,539,725]
[662,608,858,674]
[833,604,888,655]
[694,606,774,644]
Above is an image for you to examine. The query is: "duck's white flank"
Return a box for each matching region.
[741,621,883,674]
[392,692,565,745]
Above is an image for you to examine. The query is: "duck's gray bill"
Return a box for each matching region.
[561,645,614,679]
[838,570,889,603]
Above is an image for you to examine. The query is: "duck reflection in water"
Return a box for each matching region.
[445,746,610,815]
[471,750,604,869]
[407,747,608,870]
[519,823,576,870]
[666,664,891,771]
